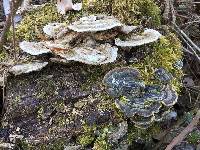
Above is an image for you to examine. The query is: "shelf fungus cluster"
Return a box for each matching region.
[103,67,178,129]
[18,15,163,74]
[19,15,123,66]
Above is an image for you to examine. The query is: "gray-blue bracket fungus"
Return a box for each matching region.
[108,121,128,144]
[103,67,145,98]
[115,29,162,47]
[103,67,178,128]
[68,15,122,32]
[9,62,48,75]
[154,68,173,83]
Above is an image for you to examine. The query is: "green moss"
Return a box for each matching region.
[187,130,200,145]
[78,134,95,146]
[127,123,161,144]
[83,0,161,26]
[93,139,112,150]
[93,127,112,150]
[15,3,64,41]
[18,138,66,150]
[39,138,66,150]
[37,106,44,120]
[77,123,96,146]
[0,51,7,61]
[17,139,34,150]
[132,33,183,92]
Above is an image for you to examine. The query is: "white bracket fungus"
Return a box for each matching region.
[120,25,138,34]
[115,29,162,47]
[19,41,51,55]
[54,43,118,65]
[9,62,48,75]
[43,23,69,38]
[68,15,122,32]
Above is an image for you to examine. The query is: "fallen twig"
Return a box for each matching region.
[11,0,17,60]
[165,110,200,150]
[173,23,200,53]
[172,23,200,62]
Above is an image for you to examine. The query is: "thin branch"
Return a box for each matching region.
[173,23,200,53]
[165,110,200,150]
[11,0,17,60]
[0,0,23,50]
[163,0,170,22]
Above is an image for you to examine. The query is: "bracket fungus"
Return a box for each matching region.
[154,68,173,83]
[9,62,48,75]
[43,23,69,38]
[19,39,118,65]
[120,25,138,34]
[19,41,51,55]
[115,29,162,47]
[54,43,118,65]
[103,67,145,98]
[103,67,179,128]
[173,59,183,70]
[68,15,122,32]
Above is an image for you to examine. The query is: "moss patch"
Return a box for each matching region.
[187,130,200,145]
[83,0,161,26]
[132,33,183,92]
[127,123,162,143]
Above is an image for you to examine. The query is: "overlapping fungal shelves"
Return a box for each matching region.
[103,67,178,128]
